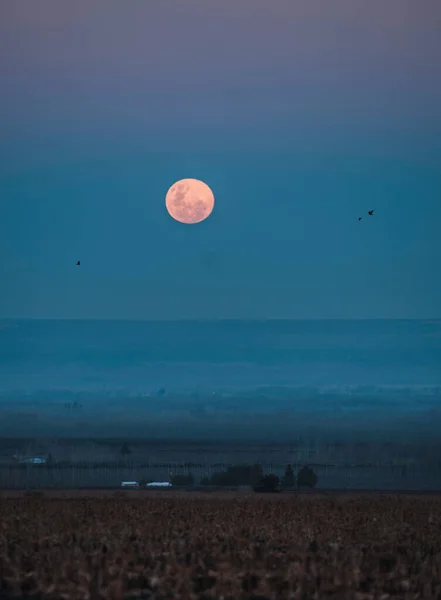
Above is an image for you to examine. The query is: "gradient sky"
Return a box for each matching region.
[1,0,440,319]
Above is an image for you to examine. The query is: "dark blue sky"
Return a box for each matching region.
[1,0,440,318]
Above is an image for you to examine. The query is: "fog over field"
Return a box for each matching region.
[1,319,440,446]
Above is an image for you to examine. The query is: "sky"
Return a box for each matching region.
[1,0,440,320]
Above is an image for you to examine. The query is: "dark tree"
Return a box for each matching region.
[296,465,318,488]
[206,464,263,487]
[119,443,132,456]
[250,463,264,487]
[200,464,269,488]
[281,464,295,488]
[253,474,280,493]
[227,465,252,486]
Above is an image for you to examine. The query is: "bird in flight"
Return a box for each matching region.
[76,261,80,266]
[358,217,363,221]
[368,210,374,216]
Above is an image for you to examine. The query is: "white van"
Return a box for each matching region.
[121,481,139,488]
[146,482,172,488]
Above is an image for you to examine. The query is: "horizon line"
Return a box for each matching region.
[1,317,440,323]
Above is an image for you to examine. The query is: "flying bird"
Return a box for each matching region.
[358,217,363,221]
[368,210,374,216]
[76,261,80,266]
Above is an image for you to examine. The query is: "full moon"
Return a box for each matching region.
[165,178,215,224]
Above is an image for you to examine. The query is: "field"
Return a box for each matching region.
[1,492,441,599]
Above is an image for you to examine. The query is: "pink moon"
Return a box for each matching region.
[165,178,215,224]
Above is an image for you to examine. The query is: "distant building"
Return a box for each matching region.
[18,457,46,464]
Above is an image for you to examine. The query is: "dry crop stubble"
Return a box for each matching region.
[0,493,441,599]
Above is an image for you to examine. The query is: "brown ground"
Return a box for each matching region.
[0,489,250,500]
[1,492,440,599]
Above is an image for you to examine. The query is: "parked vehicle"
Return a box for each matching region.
[145,482,172,488]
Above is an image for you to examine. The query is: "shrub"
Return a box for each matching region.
[253,474,280,493]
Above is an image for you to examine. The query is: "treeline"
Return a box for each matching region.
[178,464,318,491]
